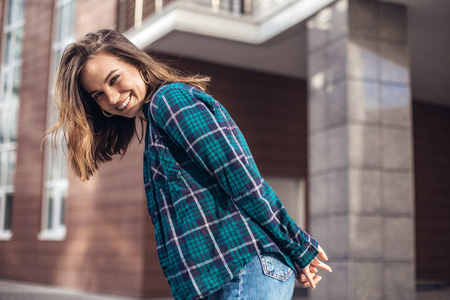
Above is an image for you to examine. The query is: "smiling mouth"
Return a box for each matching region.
[118,95,131,110]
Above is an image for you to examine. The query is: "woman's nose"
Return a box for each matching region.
[105,88,120,105]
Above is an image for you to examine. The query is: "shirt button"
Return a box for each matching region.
[239,190,244,196]
[162,265,167,270]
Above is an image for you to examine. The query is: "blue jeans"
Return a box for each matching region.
[207,252,295,300]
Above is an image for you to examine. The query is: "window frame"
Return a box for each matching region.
[38,0,76,241]
[0,0,26,241]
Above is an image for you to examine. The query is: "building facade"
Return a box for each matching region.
[0,0,449,299]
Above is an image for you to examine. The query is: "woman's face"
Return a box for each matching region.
[80,53,148,118]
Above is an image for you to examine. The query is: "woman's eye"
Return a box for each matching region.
[94,92,103,100]
[110,75,119,85]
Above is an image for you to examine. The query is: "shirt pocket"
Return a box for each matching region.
[145,138,182,189]
[259,252,294,282]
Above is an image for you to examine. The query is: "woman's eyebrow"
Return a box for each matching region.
[104,69,118,84]
[88,69,119,96]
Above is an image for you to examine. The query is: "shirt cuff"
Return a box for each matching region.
[294,237,320,269]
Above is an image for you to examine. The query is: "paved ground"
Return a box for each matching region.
[1,279,450,300]
[0,280,171,300]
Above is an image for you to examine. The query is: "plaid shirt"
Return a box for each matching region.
[143,83,319,300]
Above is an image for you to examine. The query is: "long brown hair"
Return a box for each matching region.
[45,29,209,181]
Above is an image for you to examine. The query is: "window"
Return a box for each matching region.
[0,0,25,241]
[118,0,172,32]
[38,0,75,241]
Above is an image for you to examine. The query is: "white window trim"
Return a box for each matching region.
[39,0,75,241]
[0,187,14,241]
[37,178,68,241]
[37,228,66,241]
[0,231,12,240]
[0,0,25,240]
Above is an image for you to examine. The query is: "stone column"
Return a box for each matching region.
[306,1,415,299]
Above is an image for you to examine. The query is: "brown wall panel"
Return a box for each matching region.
[76,0,118,35]
[157,55,308,178]
[0,0,149,299]
[5,0,54,287]
[413,100,450,285]
[143,209,169,296]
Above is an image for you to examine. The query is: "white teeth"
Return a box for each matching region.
[118,96,130,110]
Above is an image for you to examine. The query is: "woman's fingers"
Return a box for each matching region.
[294,264,318,281]
[317,245,329,261]
[296,244,332,289]
[301,266,316,290]
[299,275,322,288]
[311,257,333,273]
[310,245,333,273]
[296,266,318,282]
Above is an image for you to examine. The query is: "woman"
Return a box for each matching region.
[46,29,331,300]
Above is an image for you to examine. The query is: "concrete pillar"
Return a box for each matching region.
[306,1,415,299]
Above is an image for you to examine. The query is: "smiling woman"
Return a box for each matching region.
[80,54,147,118]
[44,29,209,182]
[43,29,331,300]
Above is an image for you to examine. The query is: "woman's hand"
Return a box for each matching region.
[296,265,322,288]
[296,245,332,290]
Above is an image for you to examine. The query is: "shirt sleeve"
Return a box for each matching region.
[150,83,320,268]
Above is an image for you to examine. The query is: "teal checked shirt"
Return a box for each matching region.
[143,83,319,300]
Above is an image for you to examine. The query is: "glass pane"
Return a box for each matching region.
[14,29,24,61]
[0,111,6,143]
[60,149,68,178]
[48,155,55,180]
[17,0,25,21]
[4,32,12,65]
[55,48,63,66]
[47,193,54,229]
[60,194,66,225]
[62,4,70,38]
[58,150,65,179]
[2,71,9,105]
[4,193,13,230]
[68,0,76,35]
[52,49,63,81]
[10,108,18,142]
[7,149,16,186]
[56,151,64,180]
[7,0,16,25]
[50,140,67,180]
[12,66,21,104]
[0,151,4,185]
[57,6,65,42]
[49,154,58,180]
[50,102,58,125]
